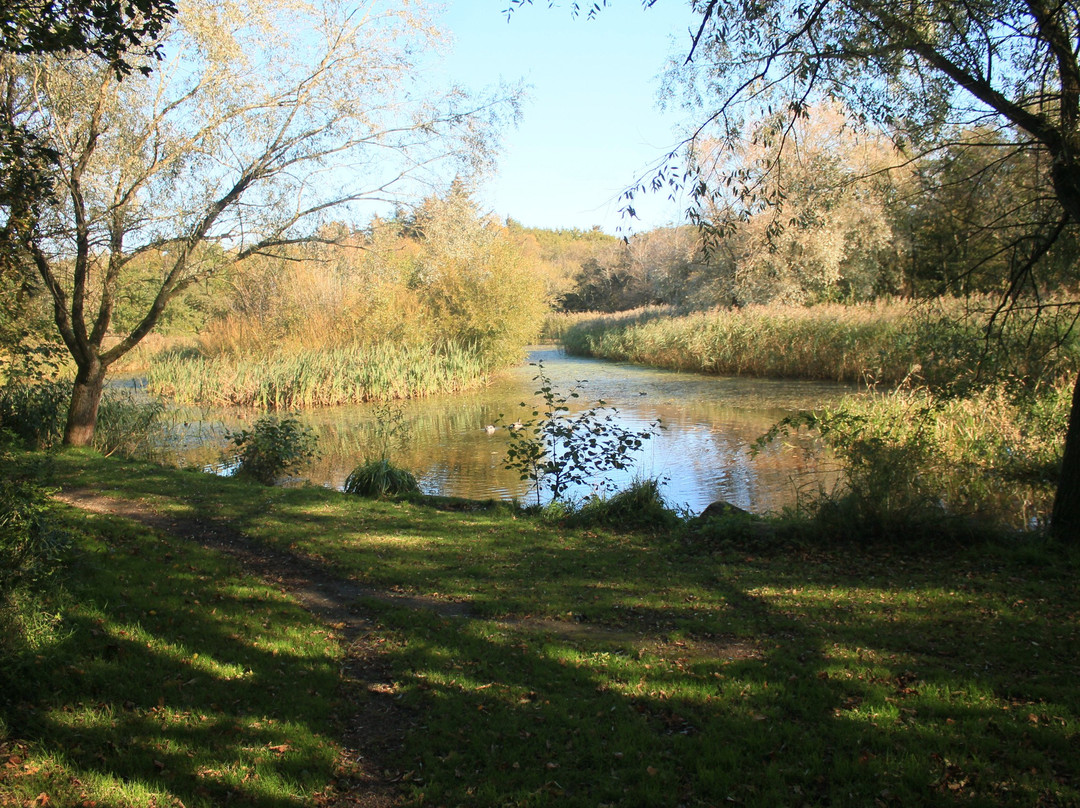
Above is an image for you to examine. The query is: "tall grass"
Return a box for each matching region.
[147,341,493,409]
[756,376,1071,533]
[562,299,1079,387]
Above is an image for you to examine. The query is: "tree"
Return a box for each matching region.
[513,0,1080,539]
[692,103,899,304]
[411,185,549,367]
[0,0,175,75]
[1,0,177,369]
[3,0,517,445]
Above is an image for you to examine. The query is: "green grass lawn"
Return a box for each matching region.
[0,503,344,806]
[2,450,1078,807]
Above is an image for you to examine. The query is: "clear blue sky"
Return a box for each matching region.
[438,2,695,234]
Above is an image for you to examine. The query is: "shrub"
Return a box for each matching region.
[343,458,421,498]
[227,415,319,485]
[0,451,67,594]
[569,477,681,531]
[0,380,69,449]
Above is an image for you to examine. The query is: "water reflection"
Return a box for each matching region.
[162,347,855,515]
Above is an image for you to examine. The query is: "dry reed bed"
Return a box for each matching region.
[147,342,491,409]
[561,300,1077,387]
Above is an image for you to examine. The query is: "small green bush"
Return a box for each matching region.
[227,415,319,485]
[344,458,421,498]
[569,478,681,531]
[500,362,658,506]
[0,451,67,594]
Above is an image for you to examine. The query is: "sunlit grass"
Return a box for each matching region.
[0,495,343,808]
[6,450,1079,807]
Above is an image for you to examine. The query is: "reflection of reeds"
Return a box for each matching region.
[147,342,489,408]
[561,299,1078,387]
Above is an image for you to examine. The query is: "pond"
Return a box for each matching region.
[149,347,855,515]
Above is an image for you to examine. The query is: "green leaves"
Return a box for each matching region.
[227,415,318,485]
[500,362,658,506]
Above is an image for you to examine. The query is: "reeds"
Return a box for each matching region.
[561,299,1078,387]
[790,377,1072,532]
[147,342,492,409]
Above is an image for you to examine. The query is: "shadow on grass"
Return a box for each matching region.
[1,507,341,808]
[368,553,1079,808]
[39,451,1080,806]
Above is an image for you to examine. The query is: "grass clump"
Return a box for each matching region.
[344,458,421,498]
[567,477,682,531]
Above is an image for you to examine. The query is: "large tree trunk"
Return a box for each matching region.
[63,361,106,447]
[1051,370,1080,540]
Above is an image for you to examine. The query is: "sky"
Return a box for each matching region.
[437,2,697,235]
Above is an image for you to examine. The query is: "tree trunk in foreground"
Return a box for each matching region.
[1051,370,1080,541]
[63,362,106,447]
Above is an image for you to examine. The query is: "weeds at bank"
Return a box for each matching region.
[753,377,1072,535]
[147,341,495,409]
[0,380,172,459]
[4,451,1075,807]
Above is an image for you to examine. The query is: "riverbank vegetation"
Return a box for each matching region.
[1,450,1077,806]
[560,299,1078,388]
[142,189,548,408]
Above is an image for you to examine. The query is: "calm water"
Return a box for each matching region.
[156,347,855,515]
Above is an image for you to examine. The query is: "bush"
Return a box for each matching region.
[500,362,658,506]
[0,451,67,594]
[568,478,682,531]
[227,415,319,485]
[344,458,421,498]
[0,380,69,449]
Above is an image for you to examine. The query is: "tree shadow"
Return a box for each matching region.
[362,545,1079,807]
[1,508,344,807]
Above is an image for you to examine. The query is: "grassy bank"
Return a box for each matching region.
[146,342,493,409]
[3,451,1078,806]
[0,463,344,806]
[561,300,1078,387]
